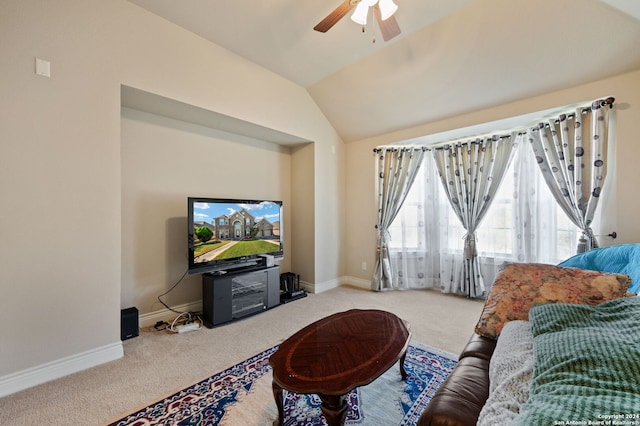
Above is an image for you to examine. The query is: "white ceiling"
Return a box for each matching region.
[128,0,640,142]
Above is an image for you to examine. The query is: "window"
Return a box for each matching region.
[556,209,579,261]
[388,165,425,250]
[388,163,466,253]
[388,139,580,290]
[475,173,513,257]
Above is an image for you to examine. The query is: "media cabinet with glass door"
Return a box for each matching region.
[201,266,280,327]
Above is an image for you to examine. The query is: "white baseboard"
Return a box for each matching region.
[308,278,340,293]
[340,276,372,290]
[139,301,203,328]
[301,276,373,294]
[0,342,123,398]
[298,280,316,294]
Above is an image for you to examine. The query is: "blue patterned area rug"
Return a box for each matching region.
[107,342,457,426]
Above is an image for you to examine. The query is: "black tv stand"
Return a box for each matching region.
[201,265,280,328]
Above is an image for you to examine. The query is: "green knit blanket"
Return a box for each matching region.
[513,297,640,425]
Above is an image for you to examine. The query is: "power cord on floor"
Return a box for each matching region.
[152,268,205,333]
[167,311,203,333]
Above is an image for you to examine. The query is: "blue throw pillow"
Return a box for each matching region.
[559,244,640,294]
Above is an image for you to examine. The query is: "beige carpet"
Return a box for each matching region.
[0,285,484,425]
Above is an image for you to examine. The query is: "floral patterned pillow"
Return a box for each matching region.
[475,263,630,339]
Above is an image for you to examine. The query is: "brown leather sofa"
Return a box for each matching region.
[417,333,497,426]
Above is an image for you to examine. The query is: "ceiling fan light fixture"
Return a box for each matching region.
[350,1,371,26]
[378,0,398,20]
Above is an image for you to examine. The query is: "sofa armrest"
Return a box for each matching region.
[417,356,491,426]
[417,334,496,426]
[459,333,496,361]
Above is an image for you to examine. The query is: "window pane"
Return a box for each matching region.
[556,209,578,261]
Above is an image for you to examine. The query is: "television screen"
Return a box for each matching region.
[188,197,283,274]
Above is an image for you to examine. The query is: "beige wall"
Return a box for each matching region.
[0,0,343,387]
[345,69,640,281]
[290,143,316,286]
[314,137,347,286]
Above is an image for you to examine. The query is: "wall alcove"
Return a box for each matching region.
[120,85,313,325]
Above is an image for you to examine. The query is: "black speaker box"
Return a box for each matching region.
[121,307,139,340]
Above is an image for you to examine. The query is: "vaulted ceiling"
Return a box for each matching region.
[128,0,640,142]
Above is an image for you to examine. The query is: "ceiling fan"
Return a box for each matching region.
[314,0,401,42]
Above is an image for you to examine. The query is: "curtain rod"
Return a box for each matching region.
[373,96,615,154]
[373,133,513,154]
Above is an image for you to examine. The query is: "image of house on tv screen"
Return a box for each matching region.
[192,201,281,264]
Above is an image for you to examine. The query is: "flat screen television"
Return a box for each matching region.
[188,197,283,274]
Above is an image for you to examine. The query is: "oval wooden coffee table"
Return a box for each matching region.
[269,309,411,425]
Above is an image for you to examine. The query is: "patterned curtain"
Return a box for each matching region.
[372,147,426,291]
[432,136,515,297]
[528,97,614,252]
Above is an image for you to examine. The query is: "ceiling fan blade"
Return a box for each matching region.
[374,4,401,41]
[314,1,357,33]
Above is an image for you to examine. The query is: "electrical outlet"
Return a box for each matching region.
[362,261,367,270]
